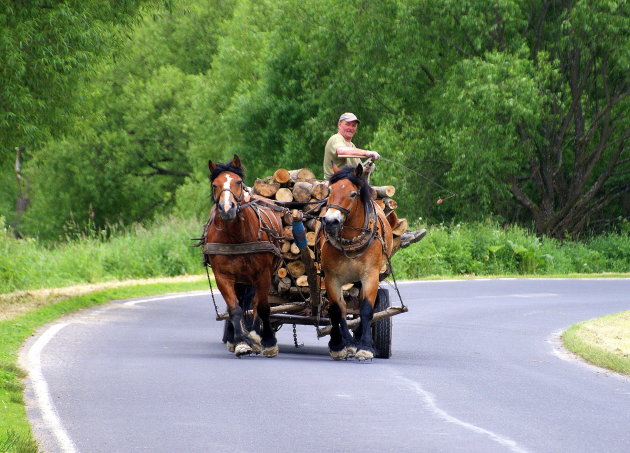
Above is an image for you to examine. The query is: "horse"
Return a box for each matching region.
[203,155,285,357]
[318,163,394,361]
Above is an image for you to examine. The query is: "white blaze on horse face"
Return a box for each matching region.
[324,206,344,224]
[222,174,234,211]
[324,182,347,223]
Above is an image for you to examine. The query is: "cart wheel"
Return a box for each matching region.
[372,288,392,359]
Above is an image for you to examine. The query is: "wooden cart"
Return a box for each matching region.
[212,193,408,359]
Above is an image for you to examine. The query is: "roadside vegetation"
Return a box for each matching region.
[0,279,208,453]
[2,216,629,295]
[563,311,630,376]
[1,217,629,450]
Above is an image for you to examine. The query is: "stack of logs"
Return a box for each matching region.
[251,168,410,301]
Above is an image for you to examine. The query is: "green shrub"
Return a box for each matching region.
[2,217,628,294]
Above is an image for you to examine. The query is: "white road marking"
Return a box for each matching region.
[123,291,207,307]
[27,323,79,453]
[396,374,530,453]
[475,293,558,299]
[25,292,207,452]
[548,331,630,382]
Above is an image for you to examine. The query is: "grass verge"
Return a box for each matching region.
[0,277,208,453]
[562,310,630,376]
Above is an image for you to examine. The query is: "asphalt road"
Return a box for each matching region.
[21,279,630,453]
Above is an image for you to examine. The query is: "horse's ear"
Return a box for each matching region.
[231,154,242,168]
[208,160,217,172]
[331,162,340,174]
[354,163,364,178]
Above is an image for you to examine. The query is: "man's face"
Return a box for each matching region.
[338,120,358,141]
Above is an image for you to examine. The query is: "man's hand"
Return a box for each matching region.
[366,150,381,160]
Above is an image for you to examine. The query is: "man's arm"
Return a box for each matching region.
[336,146,380,160]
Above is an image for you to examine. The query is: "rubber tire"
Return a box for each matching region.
[372,288,392,359]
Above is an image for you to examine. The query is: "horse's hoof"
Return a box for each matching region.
[346,346,357,357]
[234,342,252,356]
[329,348,348,361]
[355,349,374,361]
[248,331,263,354]
[262,344,279,358]
[226,342,236,353]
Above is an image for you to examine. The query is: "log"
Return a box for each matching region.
[382,197,398,213]
[283,251,300,260]
[282,211,293,226]
[317,306,408,337]
[372,185,396,198]
[273,168,291,185]
[218,301,307,320]
[287,260,306,278]
[306,231,316,246]
[292,181,313,203]
[290,242,300,254]
[305,218,320,232]
[289,168,316,182]
[283,225,294,241]
[275,188,294,202]
[281,241,292,253]
[341,283,354,291]
[296,275,309,287]
[277,277,291,293]
[392,217,409,236]
[310,182,330,200]
[276,267,288,278]
[253,178,280,198]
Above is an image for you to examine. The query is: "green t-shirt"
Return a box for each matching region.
[323,133,362,179]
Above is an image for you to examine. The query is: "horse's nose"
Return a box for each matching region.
[322,217,341,235]
[217,202,237,220]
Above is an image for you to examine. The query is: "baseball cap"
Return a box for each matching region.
[338,112,360,123]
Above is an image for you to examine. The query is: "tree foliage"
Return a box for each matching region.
[3,0,629,240]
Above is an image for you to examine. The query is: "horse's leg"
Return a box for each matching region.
[253,269,278,358]
[325,281,355,360]
[355,274,379,361]
[236,283,262,353]
[215,274,252,356]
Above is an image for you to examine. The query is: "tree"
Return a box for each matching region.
[410,0,630,237]
[0,0,154,232]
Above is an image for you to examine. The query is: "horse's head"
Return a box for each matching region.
[322,163,371,236]
[208,155,245,221]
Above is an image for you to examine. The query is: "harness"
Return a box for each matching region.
[199,188,288,261]
[321,198,388,261]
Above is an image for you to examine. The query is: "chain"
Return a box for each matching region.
[292,324,303,348]
[205,264,221,319]
[385,253,405,309]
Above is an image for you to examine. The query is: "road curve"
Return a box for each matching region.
[21,279,630,453]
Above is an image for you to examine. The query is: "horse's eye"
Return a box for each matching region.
[349,191,358,199]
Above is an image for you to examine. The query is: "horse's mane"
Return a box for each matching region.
[210,161,244,182]
[328,166,372,206]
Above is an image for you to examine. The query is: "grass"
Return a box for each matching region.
[562,310,630,376]
[0,277,208,453]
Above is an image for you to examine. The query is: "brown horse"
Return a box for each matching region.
[318,163,394,361]
[203,155,284,357]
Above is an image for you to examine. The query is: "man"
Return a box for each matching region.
[323,112,425,248]
[323,112,379,179]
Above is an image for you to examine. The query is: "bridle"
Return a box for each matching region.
[322,183,384,259]
[212,176,244,211]
[325,203,351,217]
